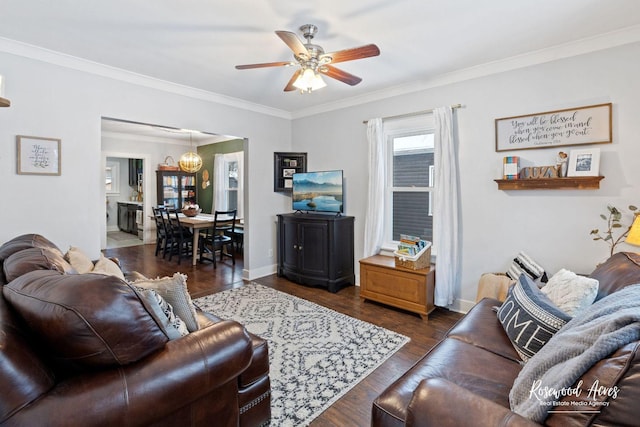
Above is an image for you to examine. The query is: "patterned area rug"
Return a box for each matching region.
[194,283,409,427]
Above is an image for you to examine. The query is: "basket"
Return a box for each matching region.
[181,208,201,217]
[158,156,180,171]
[394,242,432,270]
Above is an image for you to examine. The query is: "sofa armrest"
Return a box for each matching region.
[406,378,540,427]
[4,320,253,426]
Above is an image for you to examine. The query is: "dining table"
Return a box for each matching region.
[178,213,241,266]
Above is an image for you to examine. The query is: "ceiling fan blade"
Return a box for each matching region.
[284,69,303,92]
[320,65,362,86]
[235,61,292,70]
[322,44,380,64]
[275,30,309,58]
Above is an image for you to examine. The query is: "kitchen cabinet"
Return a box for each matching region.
[117,202,141,235]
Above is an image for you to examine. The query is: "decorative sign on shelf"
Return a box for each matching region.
[495,103,612,152]
[519,166,559,179]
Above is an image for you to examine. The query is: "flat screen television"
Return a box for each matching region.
[292,170,344,214]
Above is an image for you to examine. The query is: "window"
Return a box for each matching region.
[384,117,435,247]
[226,159,239,210]
[214,151,243,218]
[105,161,119,194]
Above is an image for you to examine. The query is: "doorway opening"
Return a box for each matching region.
[100,117,248,256]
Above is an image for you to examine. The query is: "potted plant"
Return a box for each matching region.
[590,204,638,257]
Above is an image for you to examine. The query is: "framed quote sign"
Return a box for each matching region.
[495,103,612,152]
[16,135,61,175]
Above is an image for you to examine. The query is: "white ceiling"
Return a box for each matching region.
[2,0,640,117]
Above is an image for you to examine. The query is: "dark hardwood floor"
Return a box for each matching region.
[104,244,463,427]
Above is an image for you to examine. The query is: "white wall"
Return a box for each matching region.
[105,157,131,231]
[292,42,640,312]
[0,50,292,278]
[3,41,638,305]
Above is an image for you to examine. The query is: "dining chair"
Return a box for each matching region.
[199,210,237,268]
[151,206,168,257]
[165,208,194,265]
[224,226,244,253]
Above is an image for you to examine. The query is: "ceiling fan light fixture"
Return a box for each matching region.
[292,68,326,93]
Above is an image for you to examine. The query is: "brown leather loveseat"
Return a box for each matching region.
[372,252,640,426]
[0,234,270,427]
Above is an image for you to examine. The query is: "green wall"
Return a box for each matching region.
[196,139,244,214]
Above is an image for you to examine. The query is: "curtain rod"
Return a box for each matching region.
[362,104,462,124]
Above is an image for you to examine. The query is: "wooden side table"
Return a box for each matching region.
[359,255,435,319]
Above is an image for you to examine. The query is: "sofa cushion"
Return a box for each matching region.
[0,234,62,285]
[64,246,95,274]
[372,337,522,427]
[506,251,548,284]
[590,252,640,301]
[132,273,199,332]
[92,254,126,280]
[3,247,77,283]
[497,275,571,362]
[3,270,169,370]
[0,295,55,424]
[447,298,521,362]
[541,269,598,317]
[134,286,189,338]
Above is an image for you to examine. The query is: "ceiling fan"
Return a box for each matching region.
[235,24,380,92]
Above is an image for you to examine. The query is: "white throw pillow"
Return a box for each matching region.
[92,254,126,281]
[64,246,94,274]
[132,273,199,332]
[540,269,599,317]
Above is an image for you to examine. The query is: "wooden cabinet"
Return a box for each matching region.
[277,213,354,292]
[274,152,307,192]
[156,170,197,209]
[359,255,436,319]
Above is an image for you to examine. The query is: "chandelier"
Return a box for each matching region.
[179,132,203,173]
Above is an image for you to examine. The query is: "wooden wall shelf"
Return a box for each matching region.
[0,97,10,107]
[495,176,604,190]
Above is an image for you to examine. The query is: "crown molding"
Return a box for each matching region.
[292,24,640,119]
[0,37,292,120]
[2,24,640,121]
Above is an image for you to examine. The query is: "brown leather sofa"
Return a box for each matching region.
[0,234,270,427]
[373,252,640,427]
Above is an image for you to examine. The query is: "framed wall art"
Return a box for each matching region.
[17,135,61,175]
[495,103,612,152]
[567,147,600,177]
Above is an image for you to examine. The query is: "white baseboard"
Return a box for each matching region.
[245,263,278,281]
[447,298,475,314]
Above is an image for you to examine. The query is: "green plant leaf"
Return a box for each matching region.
[612,223,623,228]
[600,214,607,221]
[630,205,638,211]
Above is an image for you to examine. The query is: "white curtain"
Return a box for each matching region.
[363,118,385,257]
[212,152,244,217]
[230,151,244,219]
[213,153,227,212]
[433,106,460,307]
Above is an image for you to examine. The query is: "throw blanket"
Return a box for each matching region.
[510,283,640,423]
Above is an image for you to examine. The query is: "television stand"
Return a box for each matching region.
[277,213,355,292]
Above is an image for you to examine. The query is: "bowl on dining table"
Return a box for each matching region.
[182,208,202,217]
